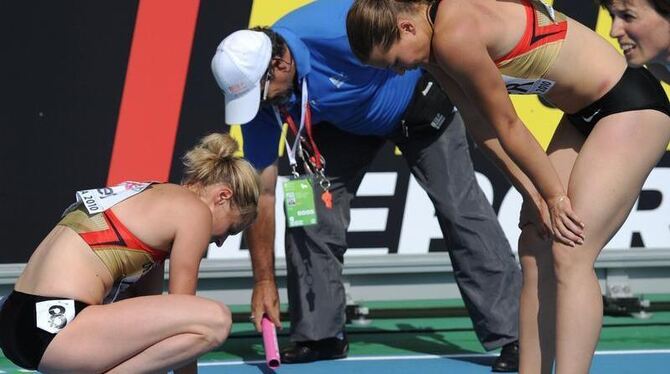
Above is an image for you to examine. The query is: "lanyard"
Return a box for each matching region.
[282,104,323,171]
[271,78,332,207]
[272,79,310,176]
[271,78,324,177]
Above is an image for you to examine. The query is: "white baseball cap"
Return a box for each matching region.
[211,30,272,125]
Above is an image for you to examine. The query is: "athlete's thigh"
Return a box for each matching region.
[546,116,584,188]
[567,110,670,252]
[40,294,226,373]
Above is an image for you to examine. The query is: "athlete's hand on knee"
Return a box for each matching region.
[534,198,552,241]
[522,196,552,241]
[251,279,281,332]
[547,195,585,247]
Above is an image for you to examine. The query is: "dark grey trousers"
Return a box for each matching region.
[285,77,521,351]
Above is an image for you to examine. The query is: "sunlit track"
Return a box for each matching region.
[191,350,670,373]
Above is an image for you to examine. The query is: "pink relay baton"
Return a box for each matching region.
[262,315,280,368]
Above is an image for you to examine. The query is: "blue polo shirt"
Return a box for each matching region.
[241,0,421,169]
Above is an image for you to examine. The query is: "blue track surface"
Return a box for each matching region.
[195,350,670,374]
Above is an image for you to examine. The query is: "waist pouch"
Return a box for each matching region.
[393,71,456,142]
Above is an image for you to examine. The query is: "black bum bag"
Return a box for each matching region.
[393,71,456,141]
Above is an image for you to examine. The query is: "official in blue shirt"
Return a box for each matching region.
[212,1,521,371]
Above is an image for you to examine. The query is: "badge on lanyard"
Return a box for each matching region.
[275,78,322,227]
[283,176,318,227]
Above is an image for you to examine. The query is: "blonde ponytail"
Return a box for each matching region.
[182,133,260,223]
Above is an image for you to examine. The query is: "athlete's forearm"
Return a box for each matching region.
[495,118,565,202]
[460,107,541,202]
[478,136,542,202]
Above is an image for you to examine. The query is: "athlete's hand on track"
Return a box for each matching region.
[251,279,281,332]
[547,195,585,247]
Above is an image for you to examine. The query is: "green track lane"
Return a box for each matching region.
[2,297,669,372]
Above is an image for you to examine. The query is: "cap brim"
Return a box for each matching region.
[224,82,261,125]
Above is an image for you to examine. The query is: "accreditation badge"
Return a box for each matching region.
[283,177,317,228]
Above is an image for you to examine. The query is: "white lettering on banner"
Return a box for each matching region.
[397,176,443,254]
[606,168,670,249]
[348,172,396,246]
[475,172,495,205]
[206,168,670,258]
[498,189,523,253]
[207,233,244,259]
[496,168,670,253]
[397,173,495,254]
[357,172,397,196]
[349,208,389,232]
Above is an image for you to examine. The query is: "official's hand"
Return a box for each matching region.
[251,279,281,332]
[547,195,585,247]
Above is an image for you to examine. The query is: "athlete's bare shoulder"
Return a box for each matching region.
[432,0,505,57]
[112,182,210,245]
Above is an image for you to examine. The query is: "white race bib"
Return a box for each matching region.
[36,300,75,334]
[76,181,152,214]
[502,75,556,95]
